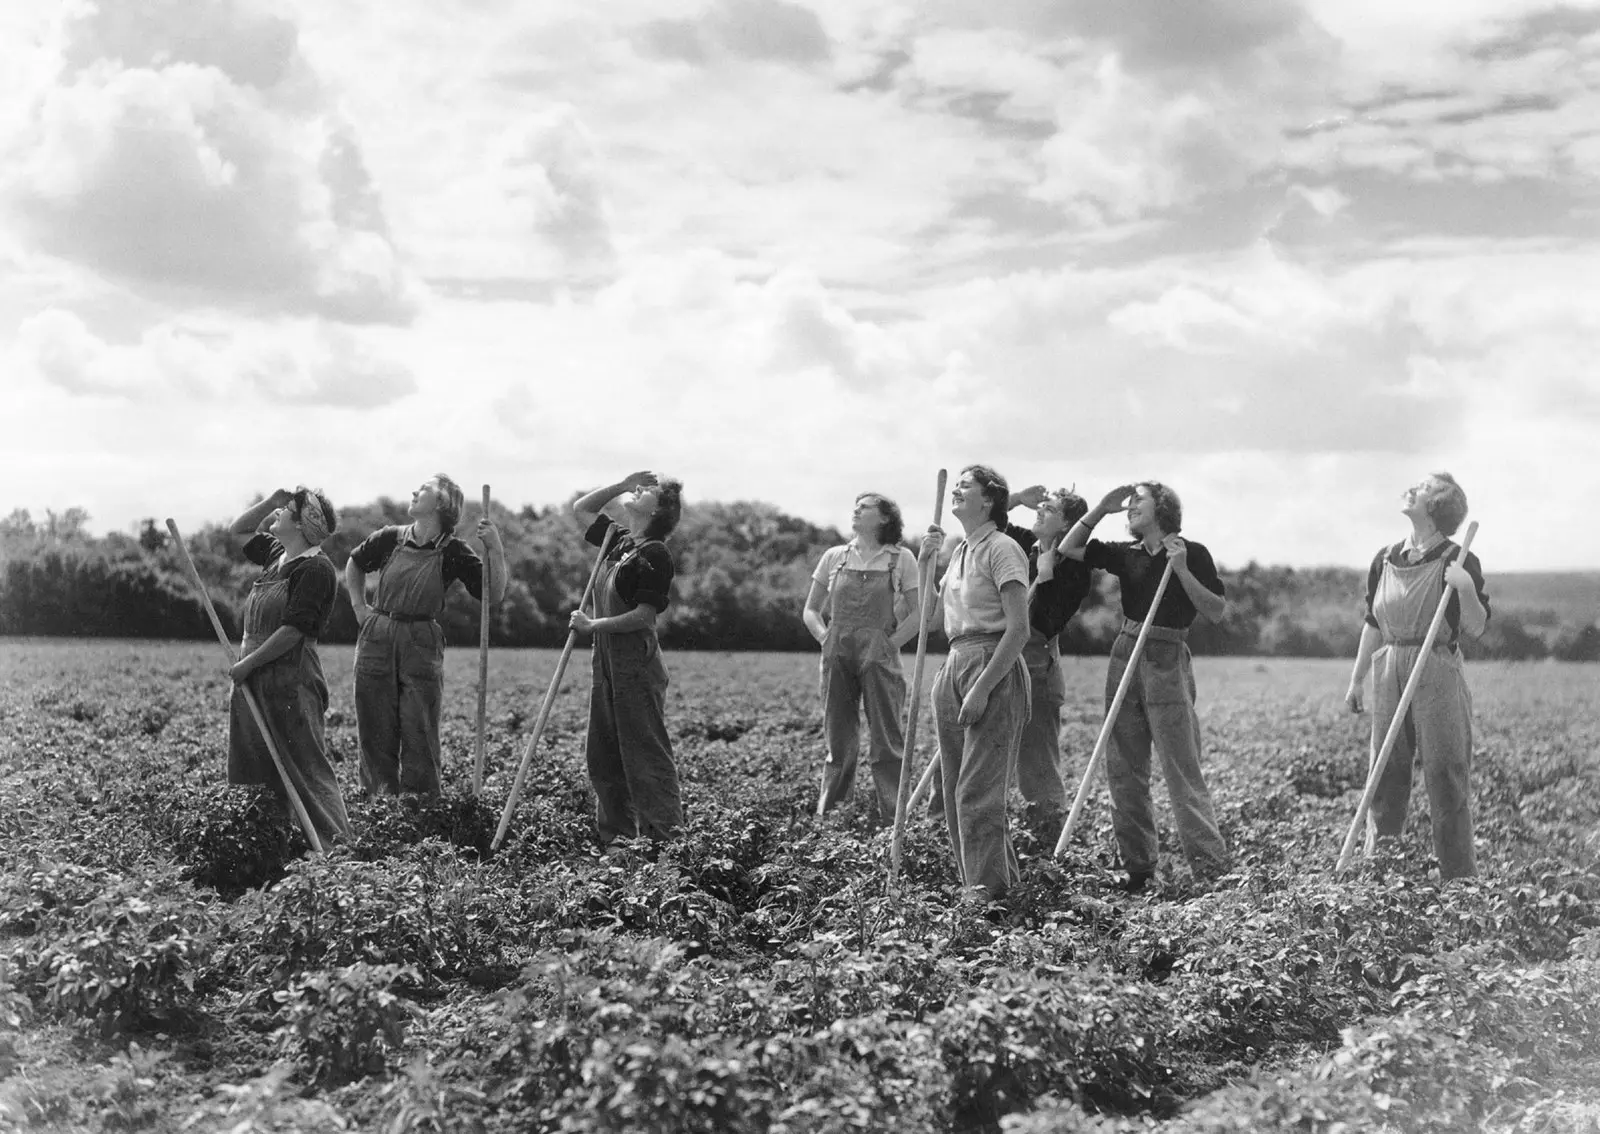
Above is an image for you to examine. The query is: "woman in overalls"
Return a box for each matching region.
[570,470,685,848]
[227,487,351,847]
[344,474,506,797]
[803,493,920,823]
[1345,472,1488,880]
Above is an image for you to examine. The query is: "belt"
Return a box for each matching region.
[1383,634,1457,652]
[371,607,435,624]
[1119,618,1187,643]
[948,631,1004,651]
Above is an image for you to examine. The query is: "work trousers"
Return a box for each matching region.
[1104,622,1229,879]
[1016,637,1067,844]
[588,629,683,845]
[933,636,1030,900]
[819,628,905,823]
[1365,644,1477,879]
[355,617,446,797]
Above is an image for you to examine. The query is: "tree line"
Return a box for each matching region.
[1,503,1595,662]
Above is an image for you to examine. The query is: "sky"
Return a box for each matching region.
[2,0,1599,571]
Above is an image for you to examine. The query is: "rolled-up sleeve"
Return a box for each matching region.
[283,558,337,637]
[631,544,675,612]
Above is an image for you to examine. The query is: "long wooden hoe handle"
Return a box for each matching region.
[905,742,940,816]
[1053,558,1176,858]
[491,525,618,851]
[472,485,492,797]
[1336,520,1479,873]
[887,468,947,886]
[165,519,324,855]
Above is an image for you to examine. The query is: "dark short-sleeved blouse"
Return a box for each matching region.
[584,515,674,612]
[1083,537,1224,630]
[347,525,485,599]
[1005,523,1093,640]
[244,534,339,638]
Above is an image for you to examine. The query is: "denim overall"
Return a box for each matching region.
[1364,546,1477,879]
[818,556,906,823]
[354,530,448,796]
[586,544,683,845]
[228,554,351,845]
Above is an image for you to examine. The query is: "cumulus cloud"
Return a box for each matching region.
[640,0,832,67]
[14,308,417,407]
[1,0,416,322]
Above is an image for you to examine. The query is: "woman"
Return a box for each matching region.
[1001,485,1093,846]
[1344,472,1488,880]
[570,470,685,847]
[919,464,1031,902]
[344,474,506,797]
[228,487,351,847]
[1061,480,1230,892]
[803,493,920,824]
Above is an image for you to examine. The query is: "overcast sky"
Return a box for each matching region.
[3,0,1598,570]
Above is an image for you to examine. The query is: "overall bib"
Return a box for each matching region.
[587,550,683,845]
[1016,630,1067,841]
[1104,620,1229,879]
[1365,550,1477,879]
[818,561,906,822]
[354,535,448,796]
[228,558,351,845]
[933,633,1030,900]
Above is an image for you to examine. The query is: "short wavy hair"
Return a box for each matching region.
[433,473,465,535]
[643,478,684,542]
[1046,488,1088,529]
[1136,481,1182,535]
[961,464,1010,528]
[855,492,904,546]
[1425,472,1468,537]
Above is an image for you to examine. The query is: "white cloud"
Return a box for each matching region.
[14,308,417,407]
[1,0,416,322]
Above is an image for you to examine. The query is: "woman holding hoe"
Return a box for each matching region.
[1060,481,1229,893]
[803,493,920,824]
[345,475,507,797]
[570,470,686,849]
[228,487,352,847]
[919,464,1032,903]
[1001,485,1094,847]
[1344,472,1488,880]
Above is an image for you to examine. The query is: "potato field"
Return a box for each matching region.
[1,639,1598,1133]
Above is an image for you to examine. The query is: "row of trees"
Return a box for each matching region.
[2,503,1596,661]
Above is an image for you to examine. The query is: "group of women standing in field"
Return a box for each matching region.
[220,463,1489,899]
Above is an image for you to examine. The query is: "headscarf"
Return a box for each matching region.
[294,486,332,546]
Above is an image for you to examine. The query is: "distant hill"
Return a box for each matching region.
[1490,572,1600,629]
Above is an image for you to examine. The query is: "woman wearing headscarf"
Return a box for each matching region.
[918,464,1032,903]
[1344,472,1488,879]
[803,492,920,824]
[344,474,507,797]
[227,487,351,846]
[570,470,686,848]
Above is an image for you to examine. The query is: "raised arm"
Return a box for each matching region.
[1060,484,1132,560]
[573,470,658,529]
[230,488,293,535]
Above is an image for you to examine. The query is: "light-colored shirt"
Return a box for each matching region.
[939,522,1029,637]
[812,541,919,597]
